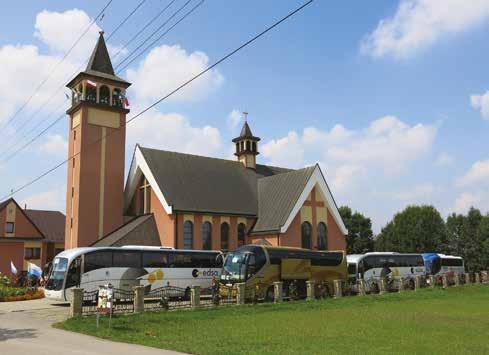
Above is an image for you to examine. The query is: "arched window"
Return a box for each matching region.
[99,85,110,105]
[317,222,328,250]
[240,141,244,151]
[246,141,251,151]
[220,222,229,251]
[202,222,212,250]
[237,223,246,247]
[301,222,312,249]
[236,143,240,154]
[183,221,193,249]
[252,141,257,153]
[86,85,97,103]
[112,88,123,108]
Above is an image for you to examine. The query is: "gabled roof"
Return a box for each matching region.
[24,210,65,243]
[91,214,161,247]
[126,146,263,216]
[124,146,347,236]
[0,198,46,239]
[253,166,315,233]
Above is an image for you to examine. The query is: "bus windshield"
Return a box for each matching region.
[221,251,247,283]
[46,257,68,291]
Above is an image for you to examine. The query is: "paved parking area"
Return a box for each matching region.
[0,298,182,355]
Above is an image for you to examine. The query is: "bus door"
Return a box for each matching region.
[63,256,81,301]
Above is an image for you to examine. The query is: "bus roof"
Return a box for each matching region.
[55,246,222,261]
[347,252,423,263]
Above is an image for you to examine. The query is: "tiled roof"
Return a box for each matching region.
[252,166,315,233]
[24,210,65,243]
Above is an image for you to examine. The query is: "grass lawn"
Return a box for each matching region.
[57,285,489,354]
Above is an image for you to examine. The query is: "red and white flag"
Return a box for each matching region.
[86,79,97,88]
[124,97,130,107]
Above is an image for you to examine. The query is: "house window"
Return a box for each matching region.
[25,248,41,260]
[183,221,193,249]
[5,222,14,234]
[220,222,229,251]
[237,223,246,247]
[317,222,328,250]
[301,222,312,249]
[202,222,212,250]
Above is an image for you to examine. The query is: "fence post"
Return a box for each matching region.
[191,285,200,309]
[429,275,436,288]
[442,275,448,289]
[133,286,144,313]
[69,288,83,318]
[475,272,481,284]
[357,279,366,296]
[378,278,387,295]
[414,276,422,291]
[466,273,472,285]
[236,283,246,305]
[481,271,488,284]
[454,273,460,287]
[398,277,404,293]
[273,281,283,303]
[306,281,315,301]
[333,280,343,298]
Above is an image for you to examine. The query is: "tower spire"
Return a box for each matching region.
[232,115,260,169]
[86,31,114,75]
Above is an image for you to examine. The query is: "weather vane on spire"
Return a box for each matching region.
[243,111,249,122]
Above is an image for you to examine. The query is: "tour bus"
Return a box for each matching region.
[347,252,425,292]
[422,253,465,278]
[44,246,223,301]
[220,245,347,301]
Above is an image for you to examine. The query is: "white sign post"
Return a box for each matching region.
[96,284,114,329]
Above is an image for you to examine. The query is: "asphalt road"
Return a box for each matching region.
[0,298,183,355]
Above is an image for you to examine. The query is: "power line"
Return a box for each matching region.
[106,0,147,41]
[116,0,204,73]
[0,0,150,161]
[0,0,113,136]
[1,0,314,201]
[111,0,179,61]
[114,0,194,70]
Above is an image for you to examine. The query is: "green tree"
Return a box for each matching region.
[339,206,374,254]
[461,208,484,272]
[375,205,447,253]
[446,213,465,255]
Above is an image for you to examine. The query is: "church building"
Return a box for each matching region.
[65,32,348,252]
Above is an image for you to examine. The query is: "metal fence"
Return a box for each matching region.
[73,271,488,317]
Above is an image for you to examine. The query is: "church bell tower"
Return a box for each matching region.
[64,31,131,249]
[232,115,260,169]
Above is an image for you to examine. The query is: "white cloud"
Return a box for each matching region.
[470,91,489,119]
[127,110,222,157]
[228,109,241,129]
[261,131,305,168]
[21,186,66,212]
[361,0,489,59]
[261,115,437,194]
[126,45,224,103]
[453,192,481,214]
[456,159,489,187]
[393,183,436,201]
[40,134,68,156]
[326,116,437,171]
[435,152,454,166]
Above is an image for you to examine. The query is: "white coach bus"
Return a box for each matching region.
[347,252,425,292]
[44,246,223,301]
[422,253,465,278]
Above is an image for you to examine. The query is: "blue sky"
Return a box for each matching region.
[1,0,489,232]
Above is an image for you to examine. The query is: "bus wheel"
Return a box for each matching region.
[265,286,275,302]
